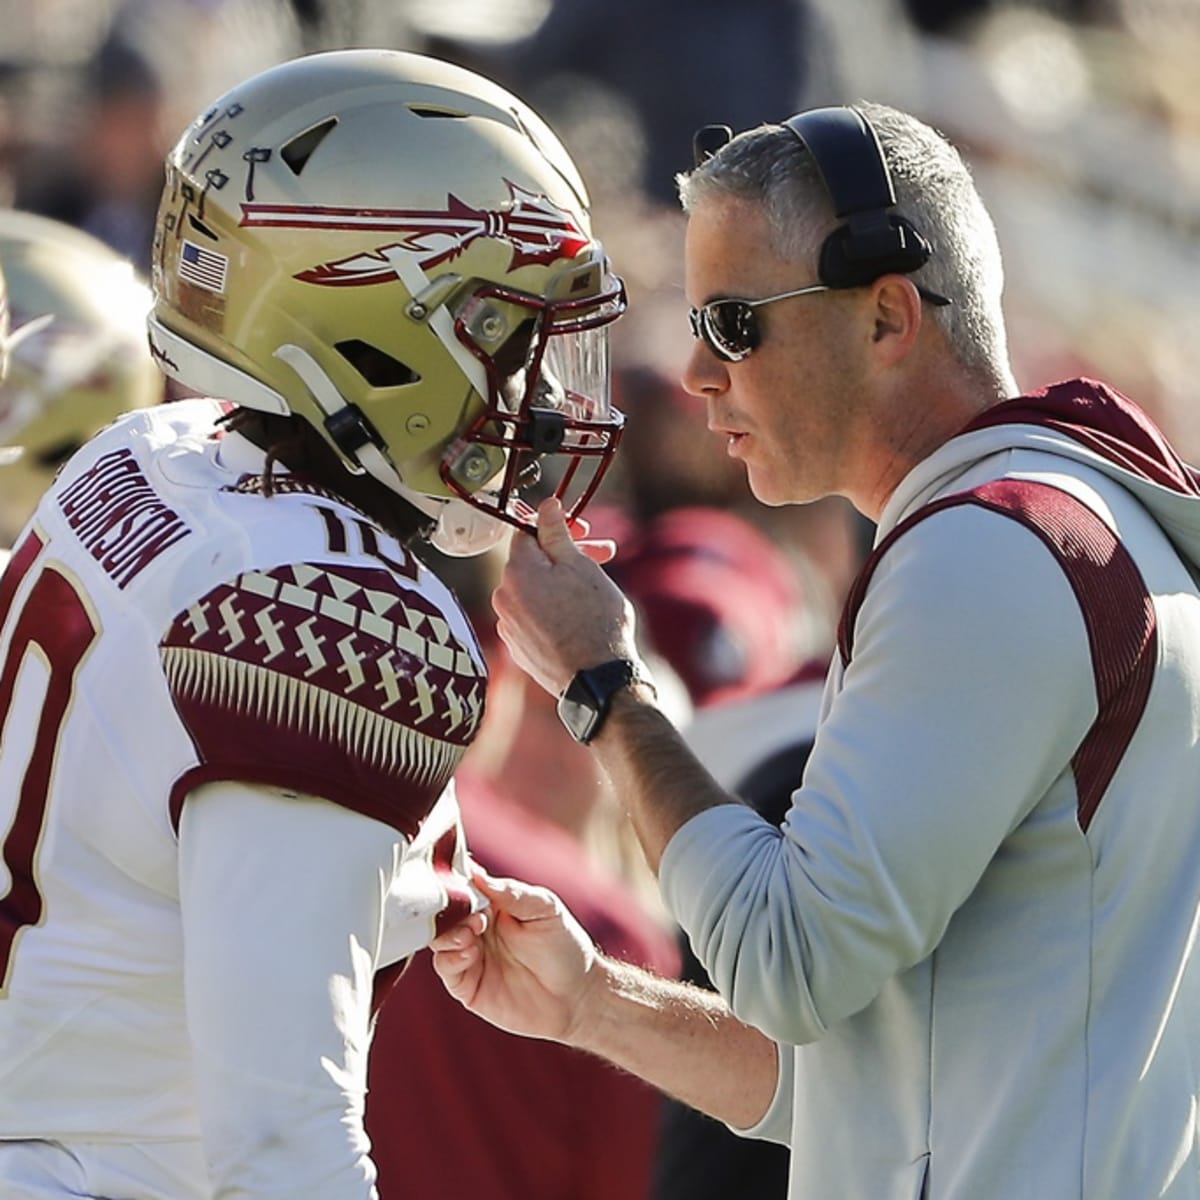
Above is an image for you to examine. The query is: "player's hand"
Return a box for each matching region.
[431,870,600,1044]
[494,497,642,696]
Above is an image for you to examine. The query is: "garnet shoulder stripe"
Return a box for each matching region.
[838,480,1156,830]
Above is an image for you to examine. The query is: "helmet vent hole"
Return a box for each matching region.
[280,118,338,176]
[187,214,219,241]
[336,339,421,388]
[407,105,470,120]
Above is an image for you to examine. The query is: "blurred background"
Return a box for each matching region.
[3,0,1197,620]
[1,0,1197,456]
[3,3,1196,1196]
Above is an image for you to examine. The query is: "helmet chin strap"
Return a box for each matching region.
[273,342,506,558]
[419,493,511,557]
[273,343,399,484]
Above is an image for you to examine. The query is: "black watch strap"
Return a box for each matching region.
[556,658,644,745]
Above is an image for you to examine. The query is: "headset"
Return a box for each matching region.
[692,107,948,302]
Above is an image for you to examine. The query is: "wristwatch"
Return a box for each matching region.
[556,658,644,745]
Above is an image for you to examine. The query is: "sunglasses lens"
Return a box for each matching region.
[706,301,756,360]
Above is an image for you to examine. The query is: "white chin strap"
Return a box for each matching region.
[411,489,511,558]
[272,343,507,558]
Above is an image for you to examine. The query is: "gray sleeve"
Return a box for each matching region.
[659,504,1097,1045]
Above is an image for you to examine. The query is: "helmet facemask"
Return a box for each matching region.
[440,257,626,539]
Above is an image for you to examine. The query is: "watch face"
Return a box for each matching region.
[557,688,601,744]
[556,659,636,744]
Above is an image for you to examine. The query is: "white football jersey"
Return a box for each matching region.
[0,401,485,1153]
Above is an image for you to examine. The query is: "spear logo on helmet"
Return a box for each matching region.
[239,183,590,287]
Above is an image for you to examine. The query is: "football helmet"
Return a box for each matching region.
[0,210,162,535]
[147,49,627,556]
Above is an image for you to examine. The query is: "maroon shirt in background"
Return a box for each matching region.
[366,773,680,1200]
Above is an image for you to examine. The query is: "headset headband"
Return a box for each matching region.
[783,105,935,289]
[692,108,945,295]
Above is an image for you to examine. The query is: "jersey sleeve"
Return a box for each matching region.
[161,559,486,837]
[178,779,397,1198]
[659,501,1099,1044]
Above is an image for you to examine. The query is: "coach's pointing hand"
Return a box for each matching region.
[493,497,645,699]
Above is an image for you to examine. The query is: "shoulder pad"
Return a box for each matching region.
[163,559,486,836]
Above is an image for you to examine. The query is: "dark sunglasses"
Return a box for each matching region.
[689,281,952,362]
[689,284,830,362]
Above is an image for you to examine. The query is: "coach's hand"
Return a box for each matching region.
[493,497,642,698]
[431,870,601,1044]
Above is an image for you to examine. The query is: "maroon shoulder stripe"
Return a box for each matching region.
[838,480,1156,830]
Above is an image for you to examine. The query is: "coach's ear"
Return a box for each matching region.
[868,274,924,365]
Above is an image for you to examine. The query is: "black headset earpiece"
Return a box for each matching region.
[782,107,933,290]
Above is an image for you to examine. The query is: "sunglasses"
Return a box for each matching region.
[688,284,830,363]
[689,281,952,362]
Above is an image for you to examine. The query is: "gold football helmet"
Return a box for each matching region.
[147,49,627,556]
[0,210,162,537]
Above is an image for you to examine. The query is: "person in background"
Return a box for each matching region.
[0,49,626,1199]
[480,0,839,204]
[0,209,163,549]
[606,504,820,713]
[15,28,171,273]
[609,364,751,520]
[435,101,1200,1198]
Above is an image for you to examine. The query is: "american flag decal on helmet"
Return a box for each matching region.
[239,182,590,285]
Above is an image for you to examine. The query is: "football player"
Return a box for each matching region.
[0,210,163,554]
[0,50,625,1199]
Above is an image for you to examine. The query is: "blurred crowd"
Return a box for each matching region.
[3,0,1199,434]
[1,0,1198,1196]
